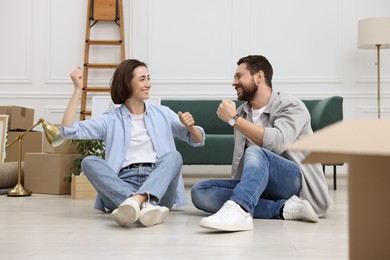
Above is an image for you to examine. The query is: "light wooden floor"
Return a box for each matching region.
[0,176,348,260]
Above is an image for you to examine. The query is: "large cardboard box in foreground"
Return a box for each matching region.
[0,106,34,130]
[6,131,43,162]
[288,120,390,260]
[24,153,80,195]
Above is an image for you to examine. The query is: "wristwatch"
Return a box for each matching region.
[228,114,240,126]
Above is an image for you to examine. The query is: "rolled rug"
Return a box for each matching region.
[0,161,24,195]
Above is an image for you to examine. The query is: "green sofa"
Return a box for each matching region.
[161,96,343,188]
[161,100,243,165]
[302,97,343,132]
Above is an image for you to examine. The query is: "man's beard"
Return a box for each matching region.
[237,81,258,101]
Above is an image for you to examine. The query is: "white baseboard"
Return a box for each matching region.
[182,165,230,187]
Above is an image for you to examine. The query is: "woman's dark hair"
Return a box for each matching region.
[237,55,273,88]
[110,59,147,104]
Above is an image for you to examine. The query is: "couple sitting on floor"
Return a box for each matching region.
[59,55,331,232]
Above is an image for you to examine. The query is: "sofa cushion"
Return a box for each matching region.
[302,96,343,132]
[175,134,234,165]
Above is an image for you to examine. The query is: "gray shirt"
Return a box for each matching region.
[231,91,332,217]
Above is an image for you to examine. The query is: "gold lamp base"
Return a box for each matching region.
[7,183,32,197]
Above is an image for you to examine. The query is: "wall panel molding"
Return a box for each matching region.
[45,106,81,123]
[147,76,344,85]
[0,92,73,99]
[0,78,32,84]
[1,89,390,100]
[357,105,390,119]
[357,76,390,84]
[0,0,32,84]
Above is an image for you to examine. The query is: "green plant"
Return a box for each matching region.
[64,139,105,183]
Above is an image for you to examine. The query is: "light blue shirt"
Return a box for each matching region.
[60,102,205,208]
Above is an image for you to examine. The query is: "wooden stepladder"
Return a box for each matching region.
[80,0,125,120]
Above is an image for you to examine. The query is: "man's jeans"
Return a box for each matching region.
[191,146,302,219]
[81,150,182,211]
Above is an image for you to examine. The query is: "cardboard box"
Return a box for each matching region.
[0,106,34,130]
[24,153,80,195]
[288,120,390,260]
[71,175,96,200]
[5,130,42,162]
[43,137,78,154]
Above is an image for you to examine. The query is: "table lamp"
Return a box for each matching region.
[358,17,390,119]
[6,118,65,196]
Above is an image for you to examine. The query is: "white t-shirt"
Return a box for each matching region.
[246,106,267,147]
[122,113,156,167]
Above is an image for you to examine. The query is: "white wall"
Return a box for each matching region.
[1,0,390,125]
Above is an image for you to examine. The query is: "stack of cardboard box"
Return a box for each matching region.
[26,136,97,198]
[24,137,80,195]
[1,106,79,195]
[0,106,41,162]
[1,106,95,197]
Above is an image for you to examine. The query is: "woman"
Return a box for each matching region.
[60,59,205,227]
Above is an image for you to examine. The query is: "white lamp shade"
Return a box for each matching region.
[358,17,390,49]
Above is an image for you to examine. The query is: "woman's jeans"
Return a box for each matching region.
[81,150,182,211]
[191,146,302,219]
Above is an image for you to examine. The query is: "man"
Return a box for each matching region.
[191,55,331,231]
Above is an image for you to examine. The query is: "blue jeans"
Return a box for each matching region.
[191,146,302,219]
[81,150,182,211]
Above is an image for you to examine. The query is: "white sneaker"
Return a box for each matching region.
[199,200,253,231]
[112,197,141,226]
[283,195,319,223]
[139,202,169,227]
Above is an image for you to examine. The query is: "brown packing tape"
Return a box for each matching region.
[21,107,26,117]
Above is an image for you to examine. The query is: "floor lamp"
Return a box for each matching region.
[358,17,390,119]
[6,118,65,196]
